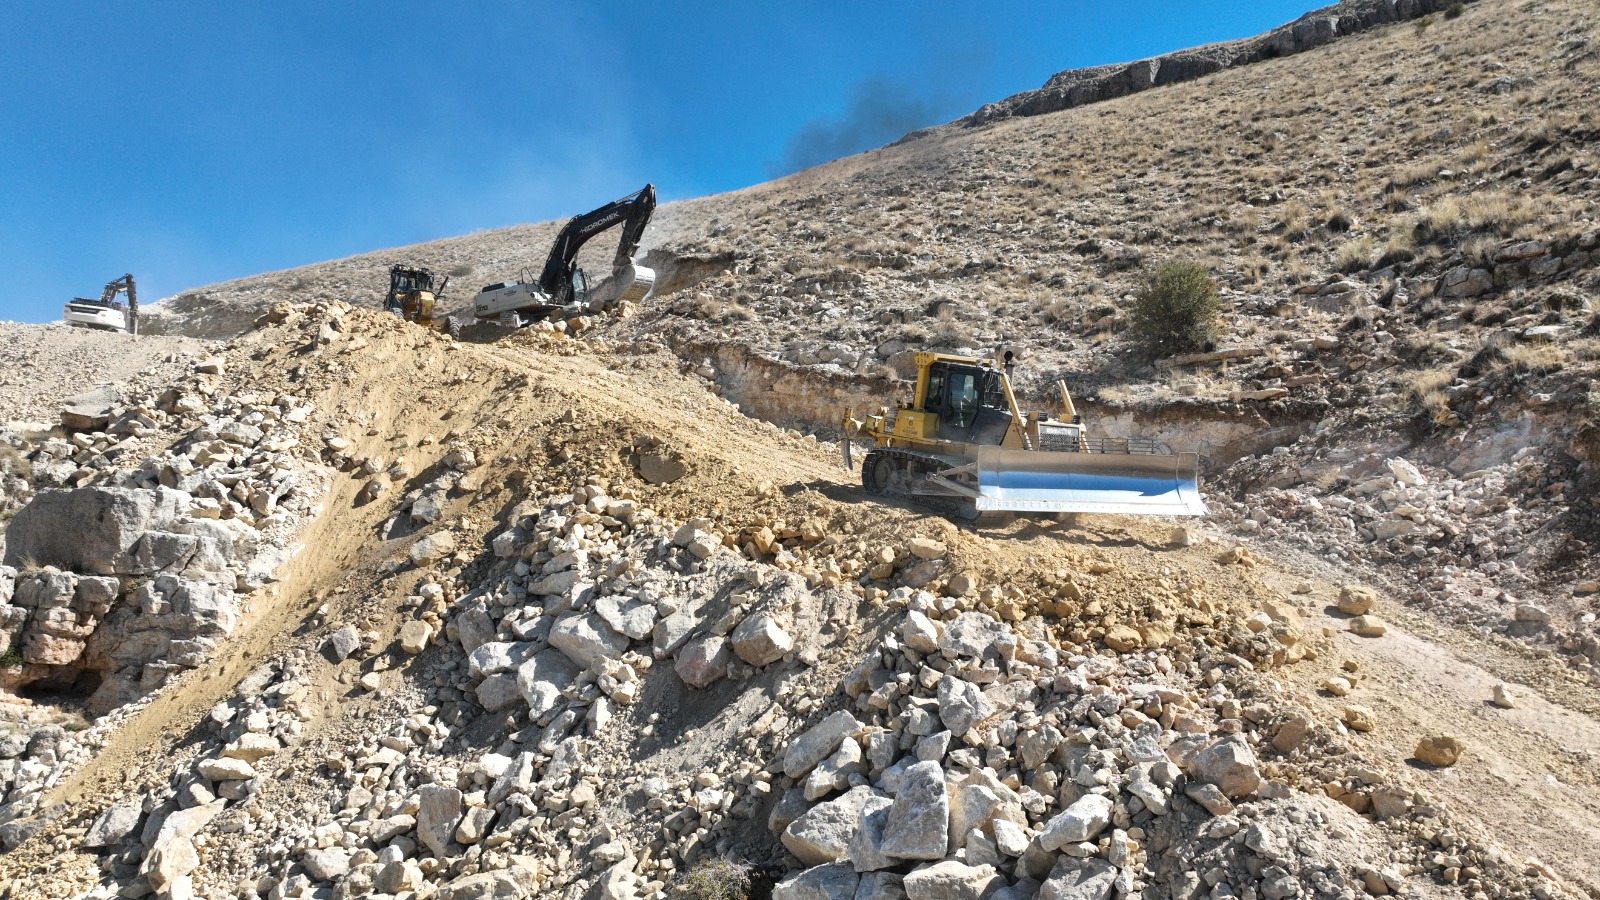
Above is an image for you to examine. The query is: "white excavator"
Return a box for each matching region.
[63,274,138,334]
[472,184,657,327]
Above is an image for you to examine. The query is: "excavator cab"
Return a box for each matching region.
[568,268,588,308]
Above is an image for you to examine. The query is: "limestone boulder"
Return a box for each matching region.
[1188,736,1261,799]
[939,611,1008,660]
[675,634,731,688]
[903,861,1002,900]
[1038,793,1113,851]
[784,710,862,778]
[879,761,948,860]
[845,794,897,872]
[82,798,143,849]
[436,868,535,900]
[595,595,658,641]
[409,531,456,566]
[5,486,180,574]
[937,673,995,736]
[1039,856,1117,900]
[731,612,792,666]
[772,862,859,900]
[303,848,352,882]
[60,385,120,431]
[782,785,885,866]
[1337,585,1376,615]
[399,620,433,653]
[197,757,255,782]
[516,648,582,716]
[1414,735,1465,767]
[548,612,629,668]
[416,784,464,857]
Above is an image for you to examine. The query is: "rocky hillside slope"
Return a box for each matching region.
[3,0,1597,897]
[127,0,1600,690]
[0,306,1596,900]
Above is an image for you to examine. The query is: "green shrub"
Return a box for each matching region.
[1445,3,1465,19]
[1124,261,1221,361]
[677,858,753,900]
[0,648,22,669]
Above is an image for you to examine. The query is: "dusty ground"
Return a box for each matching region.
[0,323,213,426]
[2,0,1598,896]
[0,309,1595,899]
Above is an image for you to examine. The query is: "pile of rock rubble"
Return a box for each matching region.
[0,358,332,849]
[1216,449,1600,683]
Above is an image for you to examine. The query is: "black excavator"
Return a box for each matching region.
[63,274,138,334]
[471,184,656,327]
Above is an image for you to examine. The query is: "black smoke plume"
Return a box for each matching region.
[771,75,943,176]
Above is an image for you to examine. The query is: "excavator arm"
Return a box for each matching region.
[537,184,656,300]
[101,274,138,336]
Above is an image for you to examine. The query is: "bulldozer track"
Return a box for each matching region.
[860,447,982,519]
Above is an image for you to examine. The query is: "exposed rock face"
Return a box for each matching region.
[4,486,181,575]
[931,0,1463,133]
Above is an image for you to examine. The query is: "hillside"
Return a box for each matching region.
[2,0,1600,899]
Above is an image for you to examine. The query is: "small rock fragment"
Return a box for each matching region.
[1348,615,1388,637]
[1414,735,1464,767]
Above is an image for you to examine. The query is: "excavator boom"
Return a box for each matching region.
[475,185,657,325]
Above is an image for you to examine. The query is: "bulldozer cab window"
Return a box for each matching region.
[979,373,1007,412]
[948,371,980,428]
[924,368,948,413]
[926,363,986,430]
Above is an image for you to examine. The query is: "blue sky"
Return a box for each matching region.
[0,1,1321,324]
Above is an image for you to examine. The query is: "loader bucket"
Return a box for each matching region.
[974,445,1206,516]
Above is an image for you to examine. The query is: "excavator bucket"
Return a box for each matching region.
[613,262,657,306]
[973,446,1206,516]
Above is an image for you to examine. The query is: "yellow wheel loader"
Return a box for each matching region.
[842,352,1205,517]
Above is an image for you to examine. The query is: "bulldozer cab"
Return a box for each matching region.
[389,266,438,299]
[386,265,456,334]
[919,360,1013,445]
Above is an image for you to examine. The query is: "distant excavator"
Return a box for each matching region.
[843,351,1205,517]
[472,184,657,327]
[64,274,138,335]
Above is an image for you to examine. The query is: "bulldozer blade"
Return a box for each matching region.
[974,446,1206,516]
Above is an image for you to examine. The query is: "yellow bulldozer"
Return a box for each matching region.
[842,351,1205,517]
[385,265,459,337]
